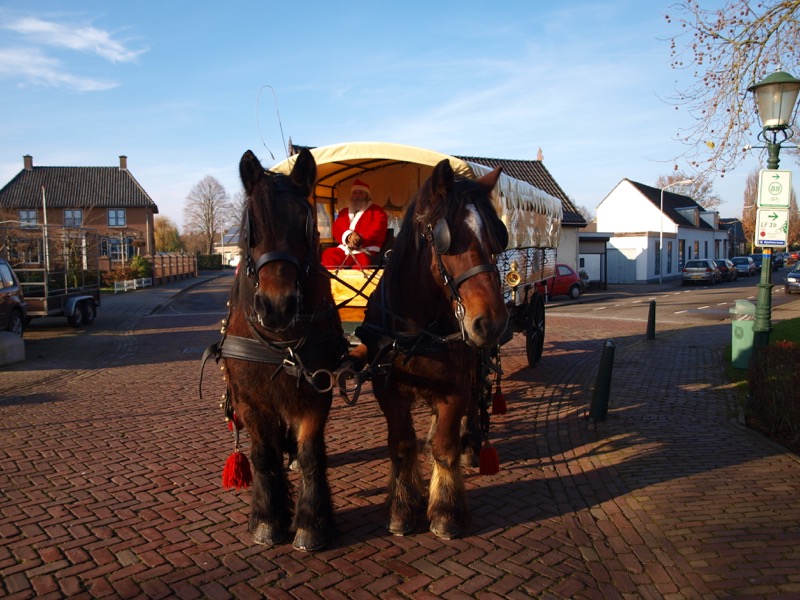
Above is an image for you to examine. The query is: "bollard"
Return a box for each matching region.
[646,300,656,340]
[589,339,616,422]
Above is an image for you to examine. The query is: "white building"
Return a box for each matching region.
[593,179,730,284]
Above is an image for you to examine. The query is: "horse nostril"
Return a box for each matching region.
[471,314,505,345]
[254,289,298,329]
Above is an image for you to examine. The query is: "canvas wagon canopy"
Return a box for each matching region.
[269,141,561,249]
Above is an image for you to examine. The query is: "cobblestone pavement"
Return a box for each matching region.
[2,276,800,599]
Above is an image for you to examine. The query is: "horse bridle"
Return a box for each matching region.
[202,173,354,395]
[244,175,315,287]
[424,215,504,338]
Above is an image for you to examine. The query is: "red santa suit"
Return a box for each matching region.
[322,203,388,268]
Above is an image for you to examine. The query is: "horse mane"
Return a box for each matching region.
[230,172,285,307]
[388,175,505,269]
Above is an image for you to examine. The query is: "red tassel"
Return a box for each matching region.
[479,442,500,475]
[226,411,243,431]
[492,383,507,415]
[222,451,252,489]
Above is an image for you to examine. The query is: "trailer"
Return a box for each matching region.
[1,225,101,327]
[271,141,563,367]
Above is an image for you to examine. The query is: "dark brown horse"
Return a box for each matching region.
[354,159,509,539]
[215,149,346,552]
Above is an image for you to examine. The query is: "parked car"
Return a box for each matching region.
[749,253,780,272]
[772,252,785,269]
[714,259,738,282]
[785,262,800,294]
[536,263,583,299]
[0,258,27,337]
[748,253,765,272]
[731,256,756,277]
[681,258,721,286]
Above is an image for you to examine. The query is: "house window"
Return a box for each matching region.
[679,239,686,269]
[64,209,82,228]
[108,209,126,227]
[667,241,673,274]
[694,241,700,259]
[101,236,135,263]
[19,209,37,228]
[655,240,661,276]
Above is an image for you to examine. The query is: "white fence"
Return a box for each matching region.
[113,277,153,293]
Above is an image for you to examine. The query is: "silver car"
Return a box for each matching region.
[681,258,721,286]
[731,256,757,277]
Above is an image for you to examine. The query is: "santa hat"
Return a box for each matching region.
[351,179,370,196]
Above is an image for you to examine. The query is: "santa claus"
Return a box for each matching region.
[321,179,388,268]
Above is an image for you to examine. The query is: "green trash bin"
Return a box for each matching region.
[730,299,756,369]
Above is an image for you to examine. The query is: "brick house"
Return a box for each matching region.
[0,155,159,263]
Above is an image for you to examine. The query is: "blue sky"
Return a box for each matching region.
[0,0,769,230]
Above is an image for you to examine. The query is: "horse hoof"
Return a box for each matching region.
[388,516,417,537]
[292,529,327,552]
[430,518,461,540]
[251,522,287,547]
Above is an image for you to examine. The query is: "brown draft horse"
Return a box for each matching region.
[217,149,346,552]
[354,159,509,540]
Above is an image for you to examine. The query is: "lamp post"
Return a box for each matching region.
[747,70,800,348]
[659,179,693,284]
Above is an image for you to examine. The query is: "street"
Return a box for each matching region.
[2,273,800,598]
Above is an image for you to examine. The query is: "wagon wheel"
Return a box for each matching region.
[525,292,546,367]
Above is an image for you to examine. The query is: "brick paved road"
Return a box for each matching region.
[2,278,800,598]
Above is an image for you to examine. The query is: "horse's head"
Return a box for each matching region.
[238,148,317,331]
[411,159,509,347]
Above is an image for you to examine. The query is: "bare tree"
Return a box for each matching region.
[655,172,722,209]
[742,168,759,253]
[230,189,246,226]
[665,1,800,179]
[574,204,595,223]
[789,190,800,248]
[183,176,234,255]
[154,216,183,252]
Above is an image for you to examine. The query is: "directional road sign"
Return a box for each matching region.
[757,169,792,208]
[754,207,789,247]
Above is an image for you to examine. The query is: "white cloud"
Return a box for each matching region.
[0,47,117,91]
[3,16,145,63]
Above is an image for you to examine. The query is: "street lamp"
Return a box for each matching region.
[747,70,800,348]
[659,179,693,284]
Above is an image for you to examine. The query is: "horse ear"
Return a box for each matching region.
[290,148,317,196]
[429,159,455,205]
[476,166,503,192]
[240,150,264,195]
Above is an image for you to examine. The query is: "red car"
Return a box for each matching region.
[536,264,583,300]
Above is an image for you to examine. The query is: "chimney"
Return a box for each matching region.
[119,155,128,170]
[23,155,33,170]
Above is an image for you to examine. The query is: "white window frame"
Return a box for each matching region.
[108,209,127,228]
